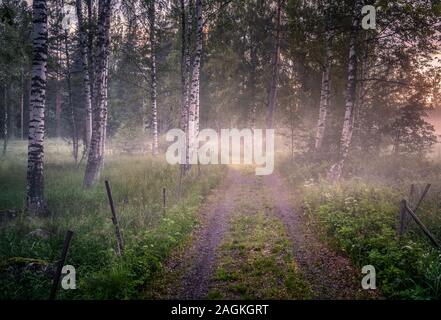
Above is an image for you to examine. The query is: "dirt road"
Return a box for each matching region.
[154,167,378,299]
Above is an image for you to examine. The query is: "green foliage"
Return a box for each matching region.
[300,181,441,299]
[0,140,226,299]
[278,151,441,300]
[390,102,437,154]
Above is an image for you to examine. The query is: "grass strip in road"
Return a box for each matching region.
[208,211,312,299]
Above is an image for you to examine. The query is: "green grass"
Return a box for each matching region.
[208,212,312,300]
[0,139,226,299]
[279,153,441,300]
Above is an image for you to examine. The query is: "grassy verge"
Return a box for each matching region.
[0,140,226,299]
[279,154,441,300]
[208,212,312,299]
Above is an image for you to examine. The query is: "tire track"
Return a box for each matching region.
[264,172,379,299]
[175,168,257,299]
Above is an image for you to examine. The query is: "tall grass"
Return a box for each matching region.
[278,151,441,299]
[0,139,226,299]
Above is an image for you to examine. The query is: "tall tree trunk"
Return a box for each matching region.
[64,29,78,164]
[83,0,111,188]
[149,0,159,156]
[353,32,369,148]
[180,0,190,133]
[3,85,7,156]
[75,0,92,158]
[188,0,202,162]
[7,83,14,140]
[249,32,258,129]
[55,25,62,138]
[20,67,24,140]
[27,0,48,214]
[100,57,108,158]
[327,0,362,183]
[87,0,95,101]
[314,0,332,153]
[184,0,193,169]
[266,0,282,129]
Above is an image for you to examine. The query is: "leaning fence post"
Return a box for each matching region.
[105,180,124,256]
[404,202,441,249]
[413,184,431,214]
[49,230,74,300]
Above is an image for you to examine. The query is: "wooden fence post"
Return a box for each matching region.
[49,230,74,300]
[404,203,441,249]
[413,184,431,214]
[105,180,124,256]
[397,199,407,238]
[400,184,432,238]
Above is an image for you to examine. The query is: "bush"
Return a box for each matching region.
[301,181,441,299]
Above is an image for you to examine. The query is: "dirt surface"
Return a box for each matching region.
[173,168,259,299]
[264,173,379,299]
[158,167,380,299]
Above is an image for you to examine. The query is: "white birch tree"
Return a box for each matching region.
[188,0,202,162]
[327,0,363,182]
[27,0,48,214]
[148,0,159,156]
[314,0,332,153]
[75,0,93,157]
[83,0,112,187]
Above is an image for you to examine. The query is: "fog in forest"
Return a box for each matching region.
[1,0,441,302]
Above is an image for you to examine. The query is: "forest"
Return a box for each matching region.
[0,0,441,301]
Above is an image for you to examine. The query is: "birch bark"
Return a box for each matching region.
[188,0,202,162]
[327,0,362,182]
[64,28,78,164]
[27,0,48,213]
[149,0,159,156]
[180,0,190,133]
[83,0,111,187]
[75,0,93,155]
[314,0,332,152]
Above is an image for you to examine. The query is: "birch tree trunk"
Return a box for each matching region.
[314,0,332,152]
[249,30,258,129]
[27,0,48,214]
[55,56,62,138]
[20,67,24,140]
[149,0,159,156]
[188,0,202,161]
[75,0,93,156]
[83,0,111,188]
[266,0,282,129]
[2,85,7,156]
[185,0,193,169]
[327,0,362,183]
[64,29,79,164]
[55,0,62,138]
[87,0,95,100]
[180,0,190,133]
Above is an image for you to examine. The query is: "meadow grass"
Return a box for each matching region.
[0,139,226,299]
[278,151,441,299]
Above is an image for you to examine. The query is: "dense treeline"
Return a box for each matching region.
[0,0,440,206]
[1,0,441,300]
